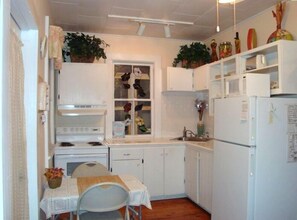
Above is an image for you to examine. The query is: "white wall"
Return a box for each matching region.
[11,0,51,219]
[88,33,199,137]
[1,1,11,219]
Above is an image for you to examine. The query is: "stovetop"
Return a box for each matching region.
[59,141,103,147]
[55,126,108,154]
[55,141,108,155]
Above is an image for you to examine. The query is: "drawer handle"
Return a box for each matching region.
[123,153,131,156]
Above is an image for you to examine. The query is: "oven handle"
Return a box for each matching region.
[55,154,107,159]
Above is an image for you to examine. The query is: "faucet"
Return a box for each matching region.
[183,126,196,139]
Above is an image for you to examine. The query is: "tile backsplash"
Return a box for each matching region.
[161,91,214,138]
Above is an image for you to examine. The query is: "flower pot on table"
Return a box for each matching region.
[48,177,62,189]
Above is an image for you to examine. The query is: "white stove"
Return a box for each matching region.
[54,126,109,176]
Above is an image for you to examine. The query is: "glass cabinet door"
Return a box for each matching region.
[114,64,152,136]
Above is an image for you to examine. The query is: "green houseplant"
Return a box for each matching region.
[172,42,211,68]
[63,32,109,63]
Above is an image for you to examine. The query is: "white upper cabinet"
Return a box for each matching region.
[239,40,297,95]
[208,40,297,115]
[166,67,193,91]
[58,63,108,105]
[194,64,209,91]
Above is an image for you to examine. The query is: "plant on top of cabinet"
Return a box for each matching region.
[63,32,109,63]
[172,42,211,69]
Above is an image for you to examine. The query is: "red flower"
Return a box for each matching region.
[44,168,64,180]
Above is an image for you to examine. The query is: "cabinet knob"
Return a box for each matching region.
[123,153,131,156]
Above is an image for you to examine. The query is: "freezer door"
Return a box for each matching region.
[212,140,255,220]
[214,97,256,145]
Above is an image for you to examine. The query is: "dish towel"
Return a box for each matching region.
[48,25,64,70]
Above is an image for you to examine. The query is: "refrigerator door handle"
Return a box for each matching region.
[250,146,256,176]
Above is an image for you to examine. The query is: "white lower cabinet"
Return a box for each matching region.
[143,145,185,199]
[185,147,199,204]
[143,148,164,197]
[110,148,144,182]
[110,143,212,206]
[164,146,185,196]
[185,145,213,213]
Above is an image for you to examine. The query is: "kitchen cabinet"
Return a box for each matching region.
[199,150,213,213]
[208,40,297,115]
[185,147,199,204]
[193,64,209,91]
[164,146,185,196]
[166,67,193,91]
[238,40,297,95]
[185,145,213,213]
[143,145,185,199]
[110,148,144,182]
[143,148,164,197]
[58,63,108,105]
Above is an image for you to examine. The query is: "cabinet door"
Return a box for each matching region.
[194,64,209,91]
[111,159,143,182]
[185,147,199,204]
[199,150,213,213]
[143,148,164,197]
[167,67,193,91]
[164,146,185,195]
[58,63,108,105]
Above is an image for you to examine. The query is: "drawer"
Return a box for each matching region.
[111,148,143,160]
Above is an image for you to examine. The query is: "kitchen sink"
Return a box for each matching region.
[173,136,211,142]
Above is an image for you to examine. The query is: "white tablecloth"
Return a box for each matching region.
[40,175,152,219]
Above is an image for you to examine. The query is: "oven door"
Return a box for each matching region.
[54,154,108,177]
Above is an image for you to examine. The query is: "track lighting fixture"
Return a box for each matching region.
[137,23,146,36]
[108,15,193,38]
[219,0,244,3]
[164,25,171,38]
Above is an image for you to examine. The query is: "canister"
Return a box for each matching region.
[219,41,232,59]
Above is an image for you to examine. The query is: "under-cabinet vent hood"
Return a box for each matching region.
[57,105,107,116]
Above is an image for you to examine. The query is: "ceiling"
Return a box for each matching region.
[48,0,278,41]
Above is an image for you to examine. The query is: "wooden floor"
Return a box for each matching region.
[57,198,211,220]
[135,198,211,220]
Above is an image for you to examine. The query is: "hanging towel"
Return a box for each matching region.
[48,25,64,70]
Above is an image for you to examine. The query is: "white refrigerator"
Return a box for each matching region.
[212,96,297,220]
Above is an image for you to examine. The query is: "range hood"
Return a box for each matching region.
[57,105,107,116]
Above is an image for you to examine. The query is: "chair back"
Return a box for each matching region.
[77,182,129,213]
[72,162,110,178]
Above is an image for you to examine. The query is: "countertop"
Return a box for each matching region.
[106,137,213,151]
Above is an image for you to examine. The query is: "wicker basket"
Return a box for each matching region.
[48,177,62,189]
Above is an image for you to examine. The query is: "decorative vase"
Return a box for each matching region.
[197,121,205,137]
[247,28,257,50]
[267,29,293,43]
[267,2,293,43]
[48,177,62,189]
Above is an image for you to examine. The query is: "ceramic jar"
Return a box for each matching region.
[219,42,232,59]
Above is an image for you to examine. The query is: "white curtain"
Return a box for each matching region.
[9,29,29,219]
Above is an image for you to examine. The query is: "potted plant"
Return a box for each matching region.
[44,168,64,189]
[172,42,211,68]
[63,32,109,63]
